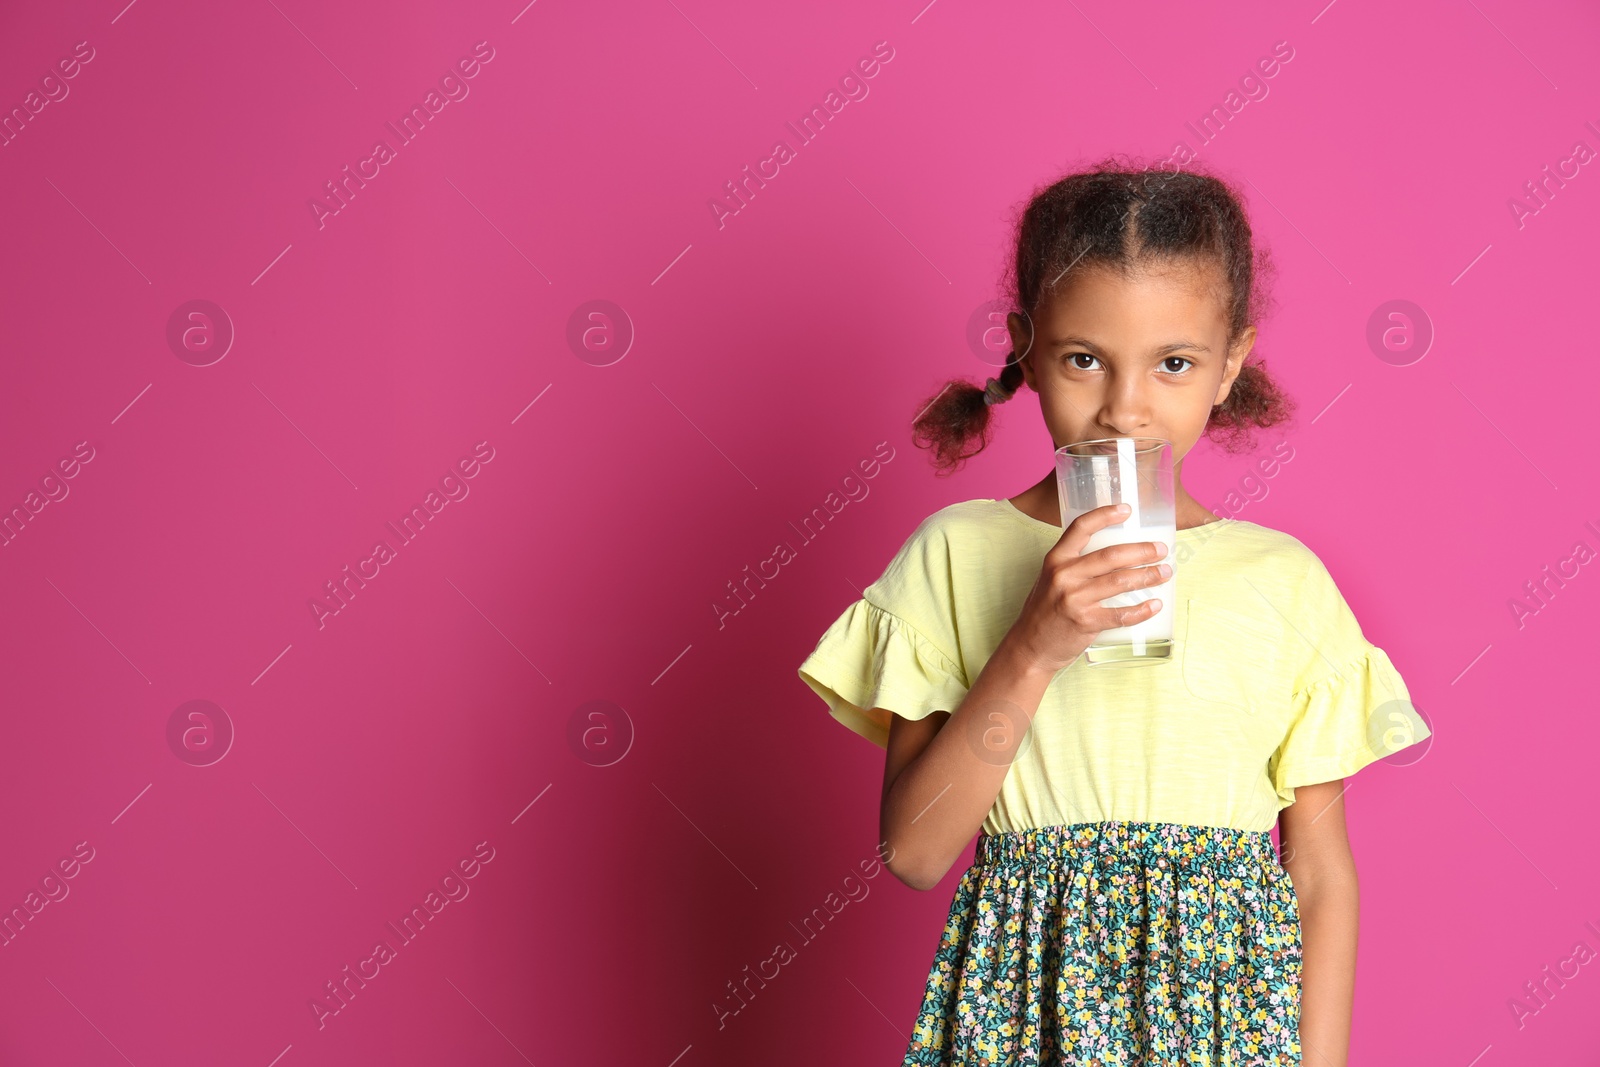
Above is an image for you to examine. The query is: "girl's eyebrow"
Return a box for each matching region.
[1049,335,1212,356]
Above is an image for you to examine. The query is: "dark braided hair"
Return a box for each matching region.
[912,156,1294,476]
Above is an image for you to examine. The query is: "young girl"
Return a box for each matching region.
[797,163,1430,1066]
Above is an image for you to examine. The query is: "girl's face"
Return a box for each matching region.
[1007,260,1256,465]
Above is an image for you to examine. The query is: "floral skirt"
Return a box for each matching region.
[903,820,1301,1066]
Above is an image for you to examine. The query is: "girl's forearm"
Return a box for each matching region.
[880,636,1056,890]
[1295,869,1359,1067]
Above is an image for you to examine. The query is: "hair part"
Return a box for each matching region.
[912,155,1295,476]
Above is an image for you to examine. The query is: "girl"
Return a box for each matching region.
[797,162,1430,1066]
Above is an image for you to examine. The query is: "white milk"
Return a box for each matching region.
[1078,522,1176,647]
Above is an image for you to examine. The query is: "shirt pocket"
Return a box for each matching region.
[1180,597,1283,714]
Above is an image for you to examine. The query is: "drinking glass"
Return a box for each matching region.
[1054,437,1176,665]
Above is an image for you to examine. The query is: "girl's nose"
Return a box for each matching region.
[1098,394,1152,435]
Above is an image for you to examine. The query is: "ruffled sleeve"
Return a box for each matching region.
[1266,552,1432,807]
[796,598,971,750]
[1267,644,1431,807]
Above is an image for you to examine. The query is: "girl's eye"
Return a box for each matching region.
[1065,353,1195,375]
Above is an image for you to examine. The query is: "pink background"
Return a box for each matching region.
[1,0,1597,1063]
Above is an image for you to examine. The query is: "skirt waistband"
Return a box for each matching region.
[975,820,1281,875]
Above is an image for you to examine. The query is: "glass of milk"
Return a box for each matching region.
[1054,436,1176,665]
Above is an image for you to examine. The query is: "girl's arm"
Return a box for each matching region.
[878,503,1170,891]
[1278,779,1359,1067]
[879,640,1058,891]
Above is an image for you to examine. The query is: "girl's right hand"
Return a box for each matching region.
[1002,502,1171,675]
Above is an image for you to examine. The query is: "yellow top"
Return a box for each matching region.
[796,498,1431,835]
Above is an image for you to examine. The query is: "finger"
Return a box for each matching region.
[1096,596,1163,632]
[1050,502,1133,560]
[1072,539,1170,579]
[1080,562,1171,605]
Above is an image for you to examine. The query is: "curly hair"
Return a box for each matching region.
[912,155,1295,476]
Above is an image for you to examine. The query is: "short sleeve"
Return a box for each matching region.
[1267,553,1433,807]
[796,599,971,749]
[795,508,972,749]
